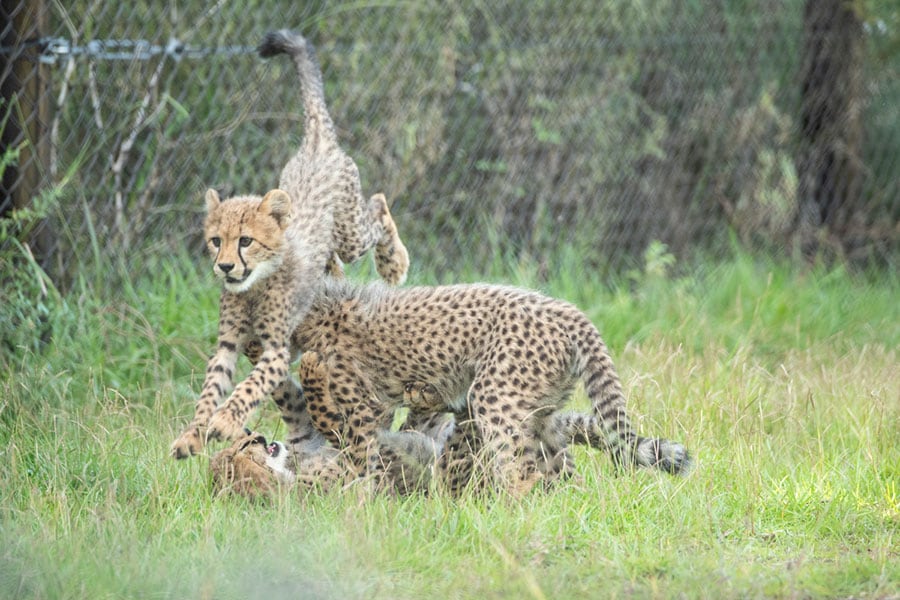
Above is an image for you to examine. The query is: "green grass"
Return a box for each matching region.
[1,251,898,599]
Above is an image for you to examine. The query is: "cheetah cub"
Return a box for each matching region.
[170,29,408,459]
[210,425,456,499]
[287,280,691,497]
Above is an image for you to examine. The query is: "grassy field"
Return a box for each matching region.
[1,251,897,599]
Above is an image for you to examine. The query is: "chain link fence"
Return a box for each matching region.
[2,1,898,291]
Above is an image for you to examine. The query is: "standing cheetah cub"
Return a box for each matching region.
[286,279,691,496]
[170,29,409,459]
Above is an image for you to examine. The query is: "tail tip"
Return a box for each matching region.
[637,438,693,476]
[258,29,307,58]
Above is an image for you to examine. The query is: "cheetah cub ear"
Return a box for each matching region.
[259,189,292,228]
[205,188,222,214]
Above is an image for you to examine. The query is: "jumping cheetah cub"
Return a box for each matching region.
[170,29,409,459]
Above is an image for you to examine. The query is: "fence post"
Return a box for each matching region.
[1,0,53,266]
[795,0,865,259]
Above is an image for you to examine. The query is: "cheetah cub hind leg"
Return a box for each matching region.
[370,193,409,285]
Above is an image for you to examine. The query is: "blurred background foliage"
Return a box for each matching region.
[1,0,898,353]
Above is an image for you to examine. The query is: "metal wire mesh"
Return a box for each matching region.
[1,1,897,287]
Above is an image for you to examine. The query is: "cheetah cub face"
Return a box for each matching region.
[210,432,296,498]
[261,438,294,481]
[204,188,292,293]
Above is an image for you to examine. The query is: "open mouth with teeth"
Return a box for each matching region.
[266,442,281,458]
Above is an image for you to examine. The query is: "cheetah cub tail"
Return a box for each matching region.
[258,29,309,60]
[258,29,336,146]
[573,319,693,476]
[552,411,692,475]
[633,436,692,475]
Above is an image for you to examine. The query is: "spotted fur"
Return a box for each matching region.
[289,279,691,496]
[170,30,408,459]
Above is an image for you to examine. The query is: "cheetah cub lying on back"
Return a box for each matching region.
[210,419,457,499]
[210,392,613,499]
[170,29,408,460]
